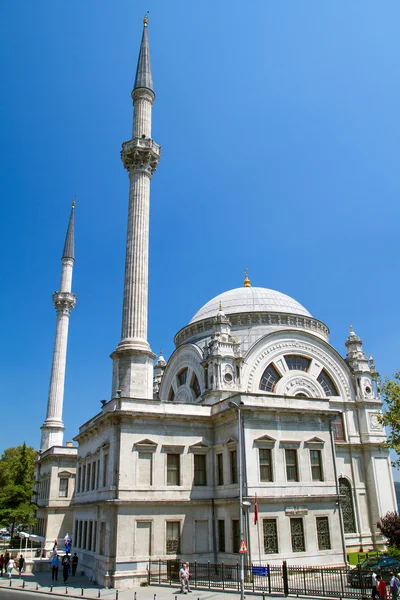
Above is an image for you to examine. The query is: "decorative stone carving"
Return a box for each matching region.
[369,412,383,431]
[52,292,76,315]
[121,138,161,175]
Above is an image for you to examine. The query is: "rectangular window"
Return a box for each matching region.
[290,518,305,552]
[103,453,109,487]
[136,521,152,556]
[91,462,96,490]
[259,448,273,482]
[59,478,68,498]
[78,521,83,548]
[96,460,100,488]
[195,520,209,553]
[217,453,224,486]
[310,450,323,481]
[166,521,180,554]
[93,521,97,553]
[263,519,278,554]
[77,467,82,493]
[88,521,93,551]
[285,449,299,482]
[82,465,86,492]
[230,450,238,484]
[232,519,240,553]
[83,521,88,550]
[87,464,91,491]
[74,521,78,546]
[218,520,225,552]
[100,522,105,555]
[316,517,331,550]
[167,454,180,486]
[194,454,207,486]
[332,414,345,441]
[138,452,153,486]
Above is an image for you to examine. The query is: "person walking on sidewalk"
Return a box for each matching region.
[72,553,78,576]
[7,556,15,579]
[51,553,59,581]
[377,575,387,600]
[62,554,70,584]
[18,555,24,575]
[179,562,192,594]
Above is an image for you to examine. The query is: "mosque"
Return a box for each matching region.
[34,18,397,589]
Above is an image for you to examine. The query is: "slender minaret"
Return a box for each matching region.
[40,201,76,451]
[111,17,161,399]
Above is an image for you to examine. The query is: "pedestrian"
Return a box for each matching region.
[4,552,9,572]
[377,575,387,600]
[179,562,192,594]
[371,569,378,600]
[0,554,4,576]
[7,556,15,579]
[390,572,400,600]
[62,554,70,583]
[18,554,24,575]
[51,553,59,581]
[72,553,78,576]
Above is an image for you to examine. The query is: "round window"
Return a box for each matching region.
[224,372,233,383]
[365,386,372,395]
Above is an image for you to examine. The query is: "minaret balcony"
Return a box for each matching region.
[121,138,161,175]
[52,291,76,314]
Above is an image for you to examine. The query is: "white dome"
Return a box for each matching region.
[190,287,311,324]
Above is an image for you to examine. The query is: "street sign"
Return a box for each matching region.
[252,566,269,577]
[239,539,248,553]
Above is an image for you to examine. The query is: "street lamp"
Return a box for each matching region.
[228,400,245,600]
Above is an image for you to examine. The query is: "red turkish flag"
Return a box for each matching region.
[254,494,258,525]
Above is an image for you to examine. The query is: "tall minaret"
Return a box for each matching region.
[40,202,76,451]
[111,16,161,399]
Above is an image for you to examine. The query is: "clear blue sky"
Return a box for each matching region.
[1,1,399,474]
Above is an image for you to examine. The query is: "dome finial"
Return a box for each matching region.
[350,323,353,332]
[143,12,149,26]
[243,268,251,288]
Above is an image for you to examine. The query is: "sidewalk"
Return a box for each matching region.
[0,571,275,600]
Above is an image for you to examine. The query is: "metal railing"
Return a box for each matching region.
[148,559,376,599]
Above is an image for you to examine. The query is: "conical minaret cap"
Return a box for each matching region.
[62,200,75,260]
[133,16,154,93]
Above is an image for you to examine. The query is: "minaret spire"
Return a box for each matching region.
[40,201,77,451]
[111,18,161,399]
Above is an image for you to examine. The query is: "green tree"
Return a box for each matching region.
[377,511,400,547]
[379,370,400,467]
[0,443,37,535]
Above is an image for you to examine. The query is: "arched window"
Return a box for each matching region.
[317,369,338,397]
[259,364,281,392]
[284,355,311,372]
[339,478,356,533]
[190,373,201,399]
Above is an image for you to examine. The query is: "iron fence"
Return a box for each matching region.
[148,559,376,599]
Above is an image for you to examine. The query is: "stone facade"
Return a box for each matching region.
[34,18,397,591]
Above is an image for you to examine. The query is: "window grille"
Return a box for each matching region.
[290,518,305,552]
[166,521,180,554]
[284,355,311,372]
[259,363,281,392]
[316,517,331,550]
[317,370,338,397]
[177,368,188,386]
[232,520,240,553]
[339,478,356,533]
[263,519,278,553]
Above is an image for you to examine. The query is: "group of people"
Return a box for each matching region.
[179,562,192,594]
[50,535,78,584]
[0,553,25,578]
[371,571,400,600]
